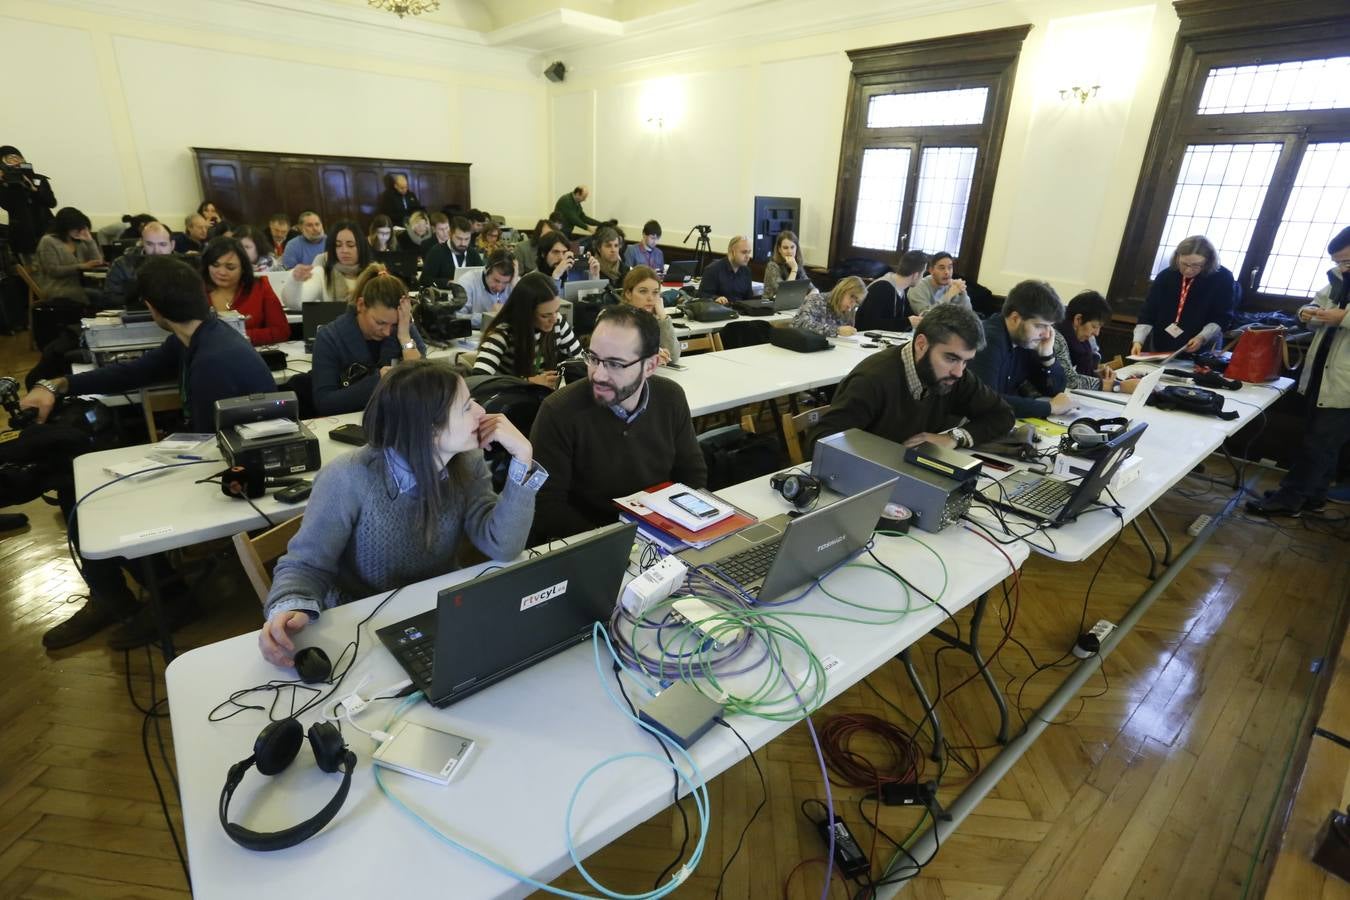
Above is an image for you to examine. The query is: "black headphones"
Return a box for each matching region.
[219,717,355,852]
[1061,416,1128,456]
[771,472,822,510]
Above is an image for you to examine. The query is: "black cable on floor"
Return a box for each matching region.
[713,717,767,899]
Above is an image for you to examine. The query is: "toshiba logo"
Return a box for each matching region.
[520,580,568,612]
[817,535,845,553]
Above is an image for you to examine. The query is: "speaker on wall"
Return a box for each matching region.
[544,61,567,83]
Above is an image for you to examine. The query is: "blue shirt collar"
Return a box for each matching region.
[609,380,651,424]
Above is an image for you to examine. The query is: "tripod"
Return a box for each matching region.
[684,225,713,276]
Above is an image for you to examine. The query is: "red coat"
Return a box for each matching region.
[231,278,290,345]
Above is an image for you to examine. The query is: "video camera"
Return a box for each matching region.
[0,377,38,430]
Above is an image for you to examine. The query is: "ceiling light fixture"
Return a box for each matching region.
[368,0,440,19]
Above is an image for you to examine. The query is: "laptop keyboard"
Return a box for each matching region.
[717,539,782,586]
[1005,477,1075,515]
[390,622,436,683]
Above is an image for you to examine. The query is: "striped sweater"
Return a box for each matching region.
[472,318,583,377]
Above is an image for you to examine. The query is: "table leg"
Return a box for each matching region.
[897,647,944,763]
[928,592,1009,745]
[140,556,176,660]
[1146,507,1173,567]
[1130,518,1160,580]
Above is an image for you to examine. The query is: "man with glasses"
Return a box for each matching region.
[528,305,706,541]
[1248,226,1350,517]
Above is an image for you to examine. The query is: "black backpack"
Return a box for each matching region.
[1146,385,1238,420]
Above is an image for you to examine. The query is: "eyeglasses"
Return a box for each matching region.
[581,350,643,373]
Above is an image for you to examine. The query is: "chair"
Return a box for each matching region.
[716,320,773,350]
[781,405,831,465]
[233,515,305,604]
[678,334,716,355]
[15,264,44,350]
[141,388,182,442]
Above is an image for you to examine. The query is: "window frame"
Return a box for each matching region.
[1108,0,1350,315]
[829,26,1031,283]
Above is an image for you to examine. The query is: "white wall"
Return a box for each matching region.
[548,0,1180,299]
[0,0,549,229]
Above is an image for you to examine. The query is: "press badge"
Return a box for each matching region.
[1165,323,1184,338]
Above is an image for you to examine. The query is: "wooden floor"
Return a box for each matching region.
[0,327,1346,899]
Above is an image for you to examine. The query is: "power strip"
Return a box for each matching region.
[620,556,687,617]
[1187,514,1212,536]
[1073,619,1117,659]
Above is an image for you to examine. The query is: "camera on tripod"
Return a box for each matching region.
[684,225,712,242]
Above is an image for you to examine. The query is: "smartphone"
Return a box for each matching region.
[275,481,313,503]
[970,453,1014,472]
[670,491,719,519]
[328,423,367,446]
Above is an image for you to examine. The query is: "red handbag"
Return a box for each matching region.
[1225,325,1289,382]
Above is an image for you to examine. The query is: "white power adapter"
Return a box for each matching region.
[620,556,688,617]
[1073,619,1117,659]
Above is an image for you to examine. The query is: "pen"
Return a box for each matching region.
[174,454,204,460]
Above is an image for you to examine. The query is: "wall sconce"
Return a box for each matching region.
[1059,84,1101,104]
[646,115,665,129]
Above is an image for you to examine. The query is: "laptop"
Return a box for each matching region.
[563,278,609,303]
[677,477,897,602]
[377,523,637,708]
[454,265,484,287]
[374,249,419,285]
[1054,364,1166,425]
[772,279,814,312]
[301,301,347,352]
[664,260,696,284]
[979,422,1148,526]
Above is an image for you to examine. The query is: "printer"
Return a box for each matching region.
[83,310,248,364]
[215,392,320,477]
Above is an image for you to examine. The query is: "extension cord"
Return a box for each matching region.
[620,556,688,617]
[1073,619,1116,659]
[1187,514,1212,536]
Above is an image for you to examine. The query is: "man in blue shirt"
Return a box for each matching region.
[969,280,1072,419]
[281,210,326,269]
[459,249,516,327]
[697,235,753,305]
[23,256,278,651]
[624,220,665,272]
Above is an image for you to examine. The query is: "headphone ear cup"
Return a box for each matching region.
[254,718,304,776]
[1068,418,1109,447]
[308,722,347,774]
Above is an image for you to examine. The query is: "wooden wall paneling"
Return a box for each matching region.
[193,148,471,229]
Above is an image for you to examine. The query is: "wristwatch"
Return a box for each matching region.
[402,339,416,351]
[36,378,65,397]
[1111,381,1123,393]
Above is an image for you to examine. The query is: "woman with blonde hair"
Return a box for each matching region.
[792,275,862,337]
[398,209,434,256]
[311,265,427,414]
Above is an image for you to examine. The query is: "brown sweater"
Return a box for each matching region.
[529,376,707,541]
[807,345,1014,452]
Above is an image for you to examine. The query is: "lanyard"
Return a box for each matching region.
[1175,276,1193,324]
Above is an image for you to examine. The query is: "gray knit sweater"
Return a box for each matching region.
[264,446,539,620]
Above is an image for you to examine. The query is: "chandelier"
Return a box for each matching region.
[368,0,439,18]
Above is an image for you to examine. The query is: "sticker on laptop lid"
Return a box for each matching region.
[520,580,568,612]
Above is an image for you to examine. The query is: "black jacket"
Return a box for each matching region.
[0,171,56,254]
[376,188,423,225]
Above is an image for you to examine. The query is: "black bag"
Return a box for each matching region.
[698,425,785,491]
[571,288,619,337]
[684,300,736,322]
[30,300,87,351]
[1146,385,1238,420]
[769,326,831,353]
[718,320,773,349]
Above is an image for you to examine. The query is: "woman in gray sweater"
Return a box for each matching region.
[259,360,547,668]
[36,206,104,304]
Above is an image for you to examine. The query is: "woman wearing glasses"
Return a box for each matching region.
[1132,235,1237,355]
[471,271,582,389]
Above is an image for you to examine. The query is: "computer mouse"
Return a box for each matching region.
[293,646,332,684]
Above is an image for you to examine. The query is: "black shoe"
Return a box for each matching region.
[43,593,139,650]
[1246,492,1304,518]
[1303,497,1327,513]
[0,513,28,533]
[107,596,201,651]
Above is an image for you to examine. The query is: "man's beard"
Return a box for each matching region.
[591,373,643,406]
[916,348,959,395]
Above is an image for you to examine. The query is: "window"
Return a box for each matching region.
[830,26,1030,281]
[1110,1,1350,313]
